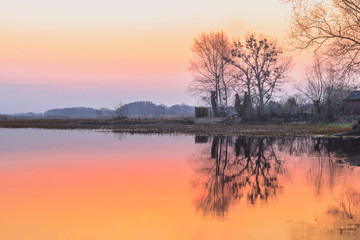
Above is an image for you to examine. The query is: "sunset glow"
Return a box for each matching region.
[2,1,360,238]
[0,0,297,113]
[1,130,359,239]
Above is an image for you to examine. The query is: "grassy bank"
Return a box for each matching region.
[0,118,354,138]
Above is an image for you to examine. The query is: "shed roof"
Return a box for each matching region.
[344,91,360,100]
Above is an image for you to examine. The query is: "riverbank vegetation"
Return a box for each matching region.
[0,118,352,137]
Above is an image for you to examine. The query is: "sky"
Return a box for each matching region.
[0,0,308,114]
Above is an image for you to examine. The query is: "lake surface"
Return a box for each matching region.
[1,129,360,240]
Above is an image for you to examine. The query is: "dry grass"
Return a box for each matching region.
[0,118,353,137]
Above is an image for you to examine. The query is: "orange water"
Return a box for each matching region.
[0,129,359,240]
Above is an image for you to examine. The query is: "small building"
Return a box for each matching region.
[344,90,360,115]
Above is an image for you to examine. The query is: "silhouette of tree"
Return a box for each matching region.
[242,92,255,121]
[187,31,235,112]
[284,0,360,74]
[234,93,242,116]
[297,55,353,119]
[228,34,292,118]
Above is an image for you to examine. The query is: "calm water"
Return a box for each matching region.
[1,129,360,240]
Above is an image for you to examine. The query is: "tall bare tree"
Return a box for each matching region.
[229,34,292,117]
[297,56,325,115]
[284,0,360,73]
[187,31,235,113]
[297,55,353,118]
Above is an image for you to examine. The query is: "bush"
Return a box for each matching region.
[352,119,360,130]
[195,107,208,118]
[195,136,208,143]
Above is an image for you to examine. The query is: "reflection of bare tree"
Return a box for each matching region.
[307,156,337,197]
[276,138,360,159]
[235,138,285,204]
[327,188,360,224]
[193,136,232,216]
[112,132,127,141]
[191,137,360,216]
[190,137,285,216]
[289,188,360,239]
[305,138,355,198]
[276,138,360,197]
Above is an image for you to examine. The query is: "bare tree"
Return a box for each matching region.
[297,56,325,115]
[229,34,292,117]
[113,101,127,119]
[297,55,353,118]
[284,0,360,74]
[187,31,235,114]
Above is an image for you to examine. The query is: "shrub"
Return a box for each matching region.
[195,107,208,118]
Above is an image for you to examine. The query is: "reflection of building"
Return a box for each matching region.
[344,91,360,115]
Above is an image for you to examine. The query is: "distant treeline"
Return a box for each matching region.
[118,101,194,117]
[11,101,195,118]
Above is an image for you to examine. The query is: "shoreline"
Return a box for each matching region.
[0,118,355,138]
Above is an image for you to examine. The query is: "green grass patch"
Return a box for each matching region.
[324,123,352,129]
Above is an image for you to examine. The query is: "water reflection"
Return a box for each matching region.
[278,138,360,197]
[276,138,360,159]
[190,137,360,217]
[191,137,286,216]
[289,187,360,239]
[2,129,360,239]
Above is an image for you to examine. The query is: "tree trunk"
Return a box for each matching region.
[211,91,219,117]
[220,63,228,115]
[258,92,265,119]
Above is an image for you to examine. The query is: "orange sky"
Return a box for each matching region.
[0,0,309,113]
